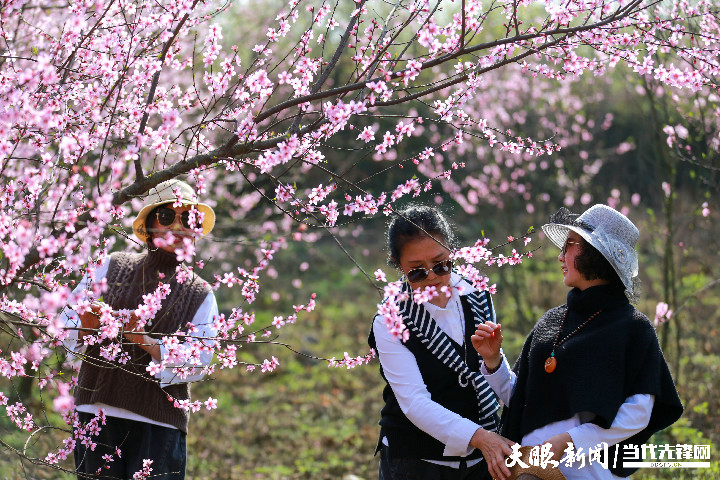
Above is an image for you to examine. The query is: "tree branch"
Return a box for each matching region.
[254,1,643,124]
[135,0,202,182]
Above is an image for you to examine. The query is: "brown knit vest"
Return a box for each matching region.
[74,249,211,433]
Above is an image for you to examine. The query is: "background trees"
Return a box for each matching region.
[0,0,718,477]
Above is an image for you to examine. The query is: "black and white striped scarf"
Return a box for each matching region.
[399,279,500,431]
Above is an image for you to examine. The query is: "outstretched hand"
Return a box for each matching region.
[77,302,104,336]
[121,312,161,361]
[123,311,141,333]
[469,428,515,480]
[470,321,503,370]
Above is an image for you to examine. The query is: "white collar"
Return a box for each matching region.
[450,272,477,296]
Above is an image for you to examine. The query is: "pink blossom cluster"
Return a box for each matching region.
[52,381,75,414]
[452,235,533,270]
[701,202,710,217]
[5,401,35,432]
[328,349,377,369]
[654,302,673,327]
[412,285,441,305]
[261,356,280,372]
[224,238,286,303]
[45,411,112,466]
[376,281,411,342]
[418,66,608,213]
[132,459,154,479]
[147,330,213,381]
[204,293,316,374]
[374,269,387,282]
[133,283,171,330]
[389,179,423,203]
[170,396,221,413]
[452,264,498,294]
[343,193,386,217]
[485,249,526,267]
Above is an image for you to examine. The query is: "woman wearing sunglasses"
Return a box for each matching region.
[472,205,683,479]
[61,179,218,479]
[369,204,515,480]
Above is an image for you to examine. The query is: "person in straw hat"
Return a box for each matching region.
[61,179,218,479]
[471,204,683,480]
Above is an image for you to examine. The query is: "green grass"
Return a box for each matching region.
[186,358,384,480]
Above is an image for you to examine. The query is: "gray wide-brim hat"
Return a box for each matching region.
[133,179,215,242]
[541,204,639,297]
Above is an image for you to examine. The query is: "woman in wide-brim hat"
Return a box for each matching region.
[472,204,683,480]
[61,179,218,479]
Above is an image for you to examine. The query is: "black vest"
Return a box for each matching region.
[369,295,494,460]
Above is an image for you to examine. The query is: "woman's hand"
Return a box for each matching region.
[469,428,515,480]
[543,432,573,463]
[123,311,141,332]
[122,327,145,346]
[470,321,503,370]
[122,314,161,361]
[77,302,103,337]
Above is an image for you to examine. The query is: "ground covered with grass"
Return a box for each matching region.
[187,356,383,480]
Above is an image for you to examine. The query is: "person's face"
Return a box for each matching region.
[151,205,195,253]
[558,231,606,290]
[398,235,453,307]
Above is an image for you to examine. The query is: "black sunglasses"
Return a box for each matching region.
[156,207,192,229]
[406,259,453,283]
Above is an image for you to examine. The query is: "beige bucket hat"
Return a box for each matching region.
[132,179,215,242]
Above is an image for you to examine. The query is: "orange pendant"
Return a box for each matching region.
[544,356,557,373]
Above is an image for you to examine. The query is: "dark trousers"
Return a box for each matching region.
[74,412,186,480]
[379,446,491,480]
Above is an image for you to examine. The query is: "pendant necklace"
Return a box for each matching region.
[545,308,602,373]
